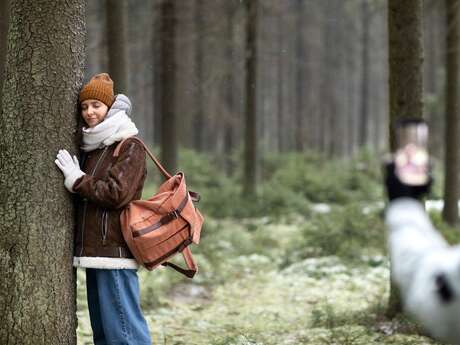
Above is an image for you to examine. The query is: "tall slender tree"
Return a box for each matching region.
[295,0,306,152]
[223,0,236,175]
[359,0,370,147]
[443,0,460,225]
[0,0,10,110]
[159,0,178,173]
[243,0,258,195]
[387,0,424,317]
[193,0,204,152]
[388,0,424,151]
[0,1,86,344]
[106,0,128,94]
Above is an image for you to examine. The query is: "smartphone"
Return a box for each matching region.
[394,118,429,186]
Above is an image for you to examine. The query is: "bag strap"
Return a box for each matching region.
[113,137,171,180]
[114,137,202,203]
[161,246,197,278]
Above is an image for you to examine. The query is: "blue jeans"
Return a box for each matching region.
[86,268,152,345]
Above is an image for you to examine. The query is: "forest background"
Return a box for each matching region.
[0,0,459,345]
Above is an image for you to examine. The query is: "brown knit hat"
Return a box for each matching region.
[79,73,114,107]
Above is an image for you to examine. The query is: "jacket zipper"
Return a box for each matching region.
[79,147,109,256]
[101,211,108,245]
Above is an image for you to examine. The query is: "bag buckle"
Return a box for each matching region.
[170,210,179,219]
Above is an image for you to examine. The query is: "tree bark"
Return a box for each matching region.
[295,0,305,152]
[106,0,128,94]
[223,0,236,175]
[443,0,460,225]
[243,0,258,196]
[159,0,178,173]
[0,0,10,111]
[0,1,86,344]
[193,0,204,152]
[388,0,424,152]
[359,0,370,147]
[387,0,424,318]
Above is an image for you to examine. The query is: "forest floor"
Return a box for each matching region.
[75,204,441,345]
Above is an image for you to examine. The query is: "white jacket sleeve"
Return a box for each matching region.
[386,198,460,344]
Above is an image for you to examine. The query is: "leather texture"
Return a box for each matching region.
[115,138,204,278]
[73,138,147,258]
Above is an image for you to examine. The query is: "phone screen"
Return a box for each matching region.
[394,120,429,186]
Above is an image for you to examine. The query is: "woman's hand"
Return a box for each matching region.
[55,149,85,193]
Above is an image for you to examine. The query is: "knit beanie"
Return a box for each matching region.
[79,73,114,107]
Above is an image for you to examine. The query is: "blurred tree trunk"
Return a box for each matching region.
[223,1,236,175]
[106,0,128,94]
[424,1,445,159]
[295,0,305,152]
[319,1,333,155]
[387,0,424,318]
[85,0,107,79]
[276,7,284,152]
[159,0,177,173]
[0,1,86,344]
[193,0,204,152]
[0,0,10,111]
[152,1,162,147]
[243,0,258,196]
[359,0,370,147]
[388,0,424,152]
[174,0,196,151]
[443,0,460,225]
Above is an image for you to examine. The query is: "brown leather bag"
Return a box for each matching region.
[114,137,204,278]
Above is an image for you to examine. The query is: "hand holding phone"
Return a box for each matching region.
[384,118,432,201]
[394,119,429,186]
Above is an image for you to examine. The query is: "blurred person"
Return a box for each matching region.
[55,73,152,345]
[384,124,460,345]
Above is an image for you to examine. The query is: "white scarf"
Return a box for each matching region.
[81,94,139,152]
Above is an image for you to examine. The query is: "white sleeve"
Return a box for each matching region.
[385,198,448,294]
[386,198,460,344]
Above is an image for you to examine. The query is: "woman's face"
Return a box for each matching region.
[81,99,109,128]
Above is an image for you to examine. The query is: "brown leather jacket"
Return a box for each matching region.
[73,138,147,259]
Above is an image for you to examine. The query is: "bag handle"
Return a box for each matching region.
[114,137,201,202]
[113,137,171,180]
[161,247,197,278]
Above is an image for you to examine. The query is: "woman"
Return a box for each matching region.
[55,73,152,345]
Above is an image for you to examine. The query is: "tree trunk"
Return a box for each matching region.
[106,0,128,94]
[387,0,424,318]
[295,0,305,152]
[0,0,10,111]
[159,0,178,173]
[388,0,424,152]
[223,0,236,175]
[424,1,444,159]
[85,0,107,79]
[0,1,86,344]
[443,0,460,225]
[152,1,162,147]
[276,9,284,153]
[359,0,370,147]
[193,0,204,152]
[243,0,258,196]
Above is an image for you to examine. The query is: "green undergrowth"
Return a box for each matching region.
[76,149,447,344]
[428,209,460,245]
[76,208,440,344]
[142,148,385,219]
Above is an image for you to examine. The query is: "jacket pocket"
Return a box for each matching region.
[101,210,108,246]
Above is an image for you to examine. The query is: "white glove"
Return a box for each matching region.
[55,149,86,193]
